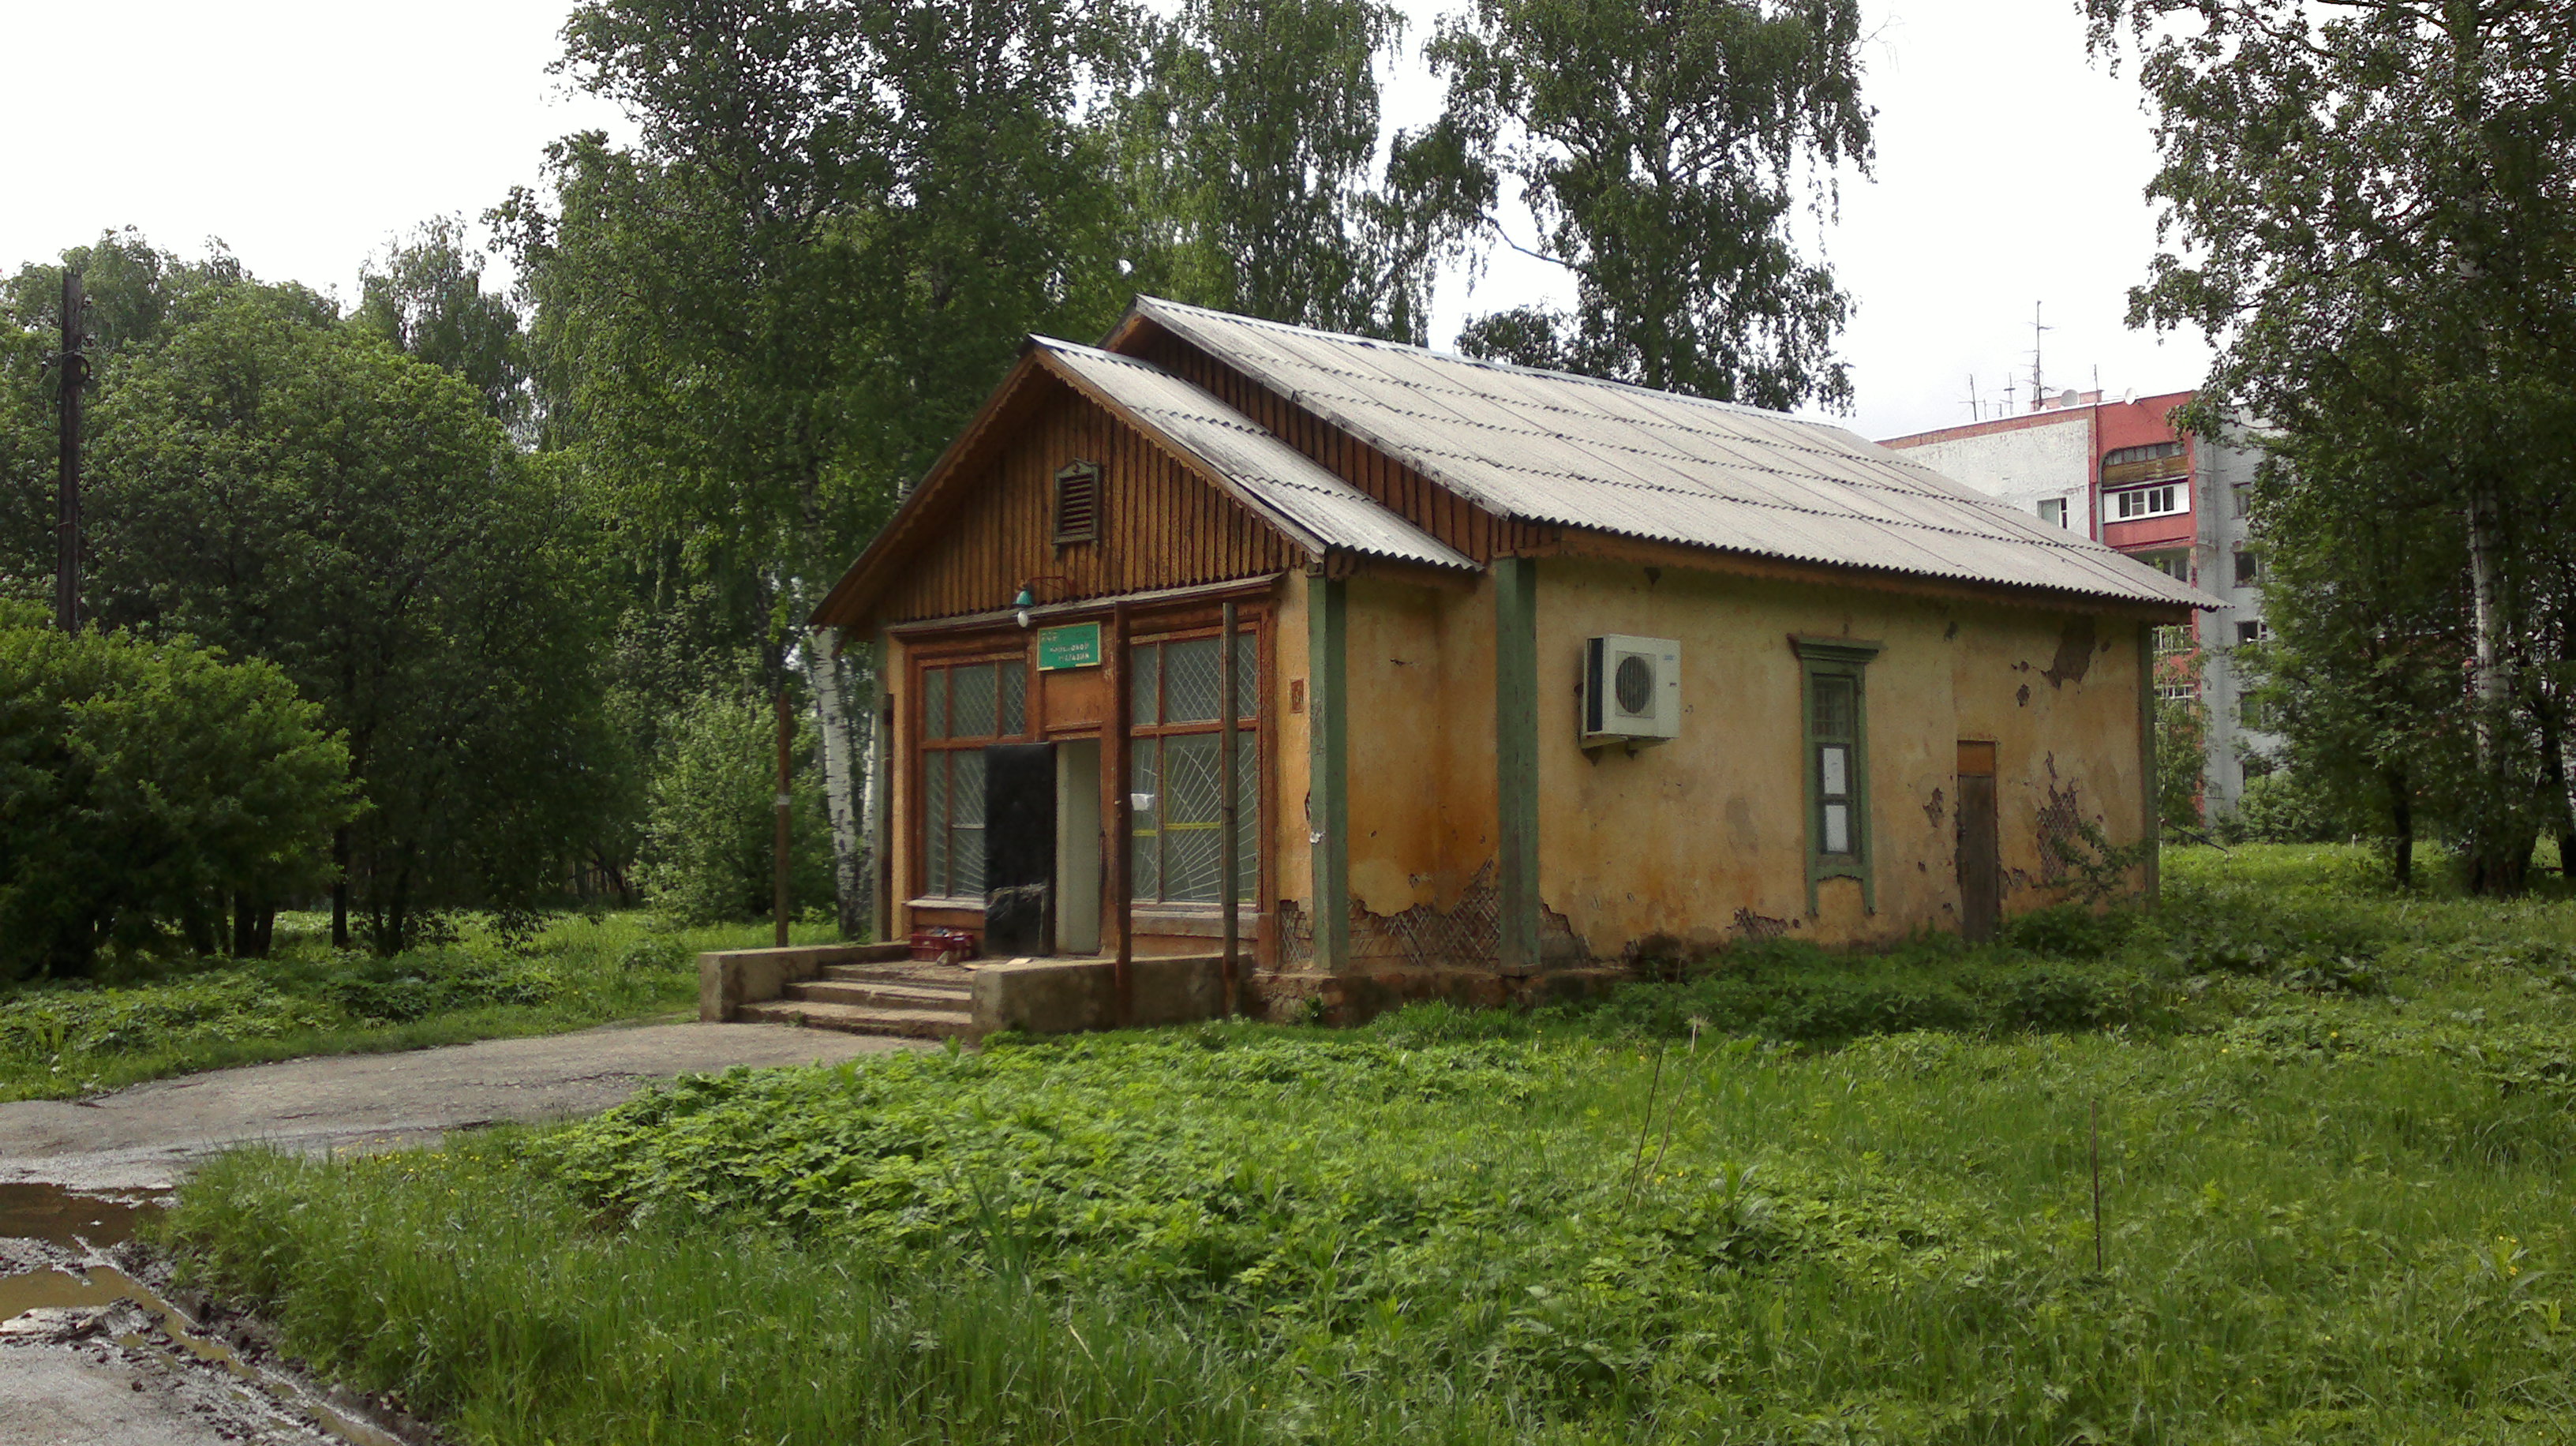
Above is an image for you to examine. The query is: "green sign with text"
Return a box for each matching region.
[1035,621,1103,671]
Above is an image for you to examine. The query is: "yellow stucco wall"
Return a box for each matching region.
[1525,560,2149,954]
[880,559,2151,969]
[1339,577,1498,921]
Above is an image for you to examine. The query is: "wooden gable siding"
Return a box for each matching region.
[871,375,1303,624]
[1130,328,1558,565]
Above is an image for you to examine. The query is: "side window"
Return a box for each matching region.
[1793,637,1881,912]
[1126,628,1260,906]
[917,657,1028,898]
[2038,497,2068,528]
[2235,550,2263,586]
[1811,674,1859,856]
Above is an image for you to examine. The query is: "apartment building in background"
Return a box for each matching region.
[1881,389,2278,819]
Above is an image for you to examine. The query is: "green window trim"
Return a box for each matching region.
[1792,635,1882,915]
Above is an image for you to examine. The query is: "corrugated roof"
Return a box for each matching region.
[1131,297,2214,609]
[1035,338,1474,573]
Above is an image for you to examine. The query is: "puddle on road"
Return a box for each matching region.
[0,1180,156,1249]
[0,1181,400,1446]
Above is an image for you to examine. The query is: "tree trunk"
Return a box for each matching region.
[807,627,870,942]
[330,826,350,949]
[2461,474,2533,893]
[2386,770,2414,887]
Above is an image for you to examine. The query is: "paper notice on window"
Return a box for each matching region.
[1824,802,1851,855]
[1819,744,1848,797]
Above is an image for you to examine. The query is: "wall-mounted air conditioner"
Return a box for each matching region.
[1581,635,1680,745]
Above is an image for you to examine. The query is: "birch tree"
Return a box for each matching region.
[1423,0,1873,410]
[2089,0,2576,890]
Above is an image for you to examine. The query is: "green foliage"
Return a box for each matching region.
[512,0,1136,649]
[1118,0,1470,343]
[159,848,2576,1443]
[2216,767,2351,848]
[349,216,530,425]
[1427,0,1870,410]
[84,279,622,946]
[0,606,354,978]
[636,691,833,923]
[2153,684,2207,832]
[1567,928,2166,1044]
[2087,0,2576,892]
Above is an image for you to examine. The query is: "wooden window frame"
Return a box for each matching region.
[1053,459,1102,545]
[1794,636,1881,916]
[911,647,1032,905]
[1125,620,1261,909]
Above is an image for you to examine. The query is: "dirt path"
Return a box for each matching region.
[0,1021,926,1442]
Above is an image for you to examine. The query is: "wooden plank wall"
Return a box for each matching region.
[1135,331,1556,565]
[874,379,1302,624]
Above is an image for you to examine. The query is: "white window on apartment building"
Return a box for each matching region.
[2110,482,2187,520]
[2038,497,2068,527]
[2135,550,2192,583]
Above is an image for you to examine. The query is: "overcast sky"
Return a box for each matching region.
[2,0,2213,440]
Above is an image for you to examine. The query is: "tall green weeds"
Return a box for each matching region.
[155,846,2576,1443]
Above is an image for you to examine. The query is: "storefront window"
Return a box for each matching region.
[1128,631,1257,905]
[918,657,1025,897]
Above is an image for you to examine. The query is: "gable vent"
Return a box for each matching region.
[1054,460,1101,544]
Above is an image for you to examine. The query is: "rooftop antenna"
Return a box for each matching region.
[2029,301,2053,410]
[1965,373,1983,421]
[2001,376,2018,416]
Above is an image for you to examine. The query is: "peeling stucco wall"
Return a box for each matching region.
[1526,559,2148,957]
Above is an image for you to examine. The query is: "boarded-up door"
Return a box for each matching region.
[983,743,1057,956]
[1956,741,2000,943]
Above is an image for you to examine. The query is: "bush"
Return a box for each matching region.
[0,608,356,978]
[1563,924,2170,1045]
[2215,768,2348,845]
[1999,901,2134,958]
[635,692,833,924]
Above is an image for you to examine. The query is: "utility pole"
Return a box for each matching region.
[55,270,85,635]
[2029,301,2053,409]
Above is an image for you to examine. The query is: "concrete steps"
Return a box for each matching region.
[736,998,974,1040]
[736,961,977,1040]
[784,979,969,1010]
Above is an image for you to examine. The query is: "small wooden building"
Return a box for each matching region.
[813,299,2207,1018]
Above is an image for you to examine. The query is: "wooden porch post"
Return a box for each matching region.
[1109,601,1135,1021]
[1220,599,1240,1016]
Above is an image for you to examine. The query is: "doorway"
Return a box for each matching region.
[1956,740,2000,943]
[982,743,1056,957]
[1054,738,1103,954]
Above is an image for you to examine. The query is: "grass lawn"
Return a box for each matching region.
[159,846,2576,1444]
[0,911,842,1101]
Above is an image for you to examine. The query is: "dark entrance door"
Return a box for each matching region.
[983,742,1058,956]
[1956,740,2000,943]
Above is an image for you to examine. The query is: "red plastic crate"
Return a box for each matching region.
[908,927,979,962]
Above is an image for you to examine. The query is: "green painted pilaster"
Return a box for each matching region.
[1494,557,1541,974]
[1308,576,1351,970]
[2139,621,2161,908]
